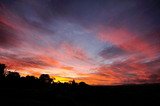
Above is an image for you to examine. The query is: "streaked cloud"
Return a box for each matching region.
[0,0,160,85]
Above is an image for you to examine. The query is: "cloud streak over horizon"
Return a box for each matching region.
[0,0,160,85]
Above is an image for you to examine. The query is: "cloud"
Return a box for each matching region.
[0,0,160,85]
[61,66,74,70]
[99,28,159,57]
[0,21,21,48]
[98,45,127,59]
[93,55,160,84]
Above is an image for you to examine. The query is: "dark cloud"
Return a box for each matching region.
[0,48,61,70]
[98,46,127,59]
[18,57,50,67]
[1,0,160,32]
[0,0,160,85]
[0,52,49,68]
[142,57,160,78]
[0,22,21,48]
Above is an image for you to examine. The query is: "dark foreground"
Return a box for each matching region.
[0,84,160,106]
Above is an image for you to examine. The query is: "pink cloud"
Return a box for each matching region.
[98,27,160,57]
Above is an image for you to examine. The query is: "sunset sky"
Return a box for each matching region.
[0,0,160,85]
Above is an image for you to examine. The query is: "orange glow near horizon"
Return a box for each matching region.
[0,1,160,85]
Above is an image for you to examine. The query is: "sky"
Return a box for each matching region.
[0,0,160,85]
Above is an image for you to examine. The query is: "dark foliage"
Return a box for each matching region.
[0,63,160,106]
[0,64,6,78]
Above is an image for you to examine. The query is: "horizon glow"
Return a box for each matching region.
[0,0,160,85]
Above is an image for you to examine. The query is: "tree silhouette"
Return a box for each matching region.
[26,75,38,80]
[0,64,6,78]
[79,81,87,86]
[6,71,20,80]
[0,63,89,90]
[39,74,53,84]
[0,63,159,106]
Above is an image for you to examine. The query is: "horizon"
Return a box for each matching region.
[0,0,160,85]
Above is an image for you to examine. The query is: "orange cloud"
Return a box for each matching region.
[1,4,160,85]
[98,27,159,57]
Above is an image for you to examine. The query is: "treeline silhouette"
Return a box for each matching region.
[0,63,160,106]
[0,64,87,88]
[0,63,89,95]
